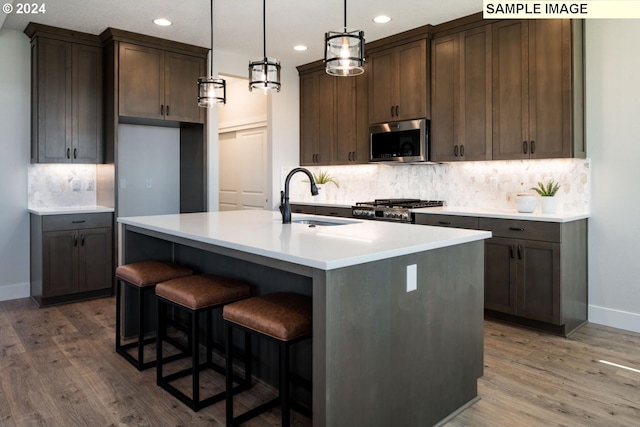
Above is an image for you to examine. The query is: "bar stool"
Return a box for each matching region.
[223,292,312,427]
[115,260,193,370]
[156,274,252,411]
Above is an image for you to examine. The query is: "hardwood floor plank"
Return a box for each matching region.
[1,298,639,427]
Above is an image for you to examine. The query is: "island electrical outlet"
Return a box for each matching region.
[407,264,417,292]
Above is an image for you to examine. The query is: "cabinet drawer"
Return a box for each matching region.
[315,206,352,218]
[414,214,479,229]
[42,213,113,232]
[290,204,316,214]
[478,218,560,242]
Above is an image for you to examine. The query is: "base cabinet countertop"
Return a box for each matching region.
[118,210,490,426]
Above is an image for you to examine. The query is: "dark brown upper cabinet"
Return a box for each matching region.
[118,43,205,124]
[368,39,428,124]
[25,23,103,164]
[431,25,492,162]
[492,19,585,160]
[298,62,369,165]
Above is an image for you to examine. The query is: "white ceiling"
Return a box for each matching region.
[2,0,482,68]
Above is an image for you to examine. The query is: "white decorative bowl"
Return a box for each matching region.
[516,193,537,213]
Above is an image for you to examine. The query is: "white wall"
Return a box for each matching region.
[585,20,640,333]
[0,29,30,301]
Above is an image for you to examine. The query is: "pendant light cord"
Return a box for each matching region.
[210,0,214,75]
[262,0,267,60]
[343,0,347,31]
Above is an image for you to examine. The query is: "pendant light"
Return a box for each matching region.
[249,0,281,93]
[198,0,226,106]
[325,0,365,76]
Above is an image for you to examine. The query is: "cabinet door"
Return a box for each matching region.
[459,26,492,161]
[353,72,370,163]
[431,35,458,162]
[72,43,102,163]
[35,38,72,163]
[119,43,164,120]
[528,20,572,159]
[484,237,517,315]
[334,75,357,164]
[317,73,336,164]
[368,48,395,124]
[517,239,561,324]
[42,230,78,297]
[78,227,113,292]
[492,20,528,160]
[300,72,320,165]
[164,52,205,123]
[396,39,427,121]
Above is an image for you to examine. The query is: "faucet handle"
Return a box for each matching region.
[279,190,285,213]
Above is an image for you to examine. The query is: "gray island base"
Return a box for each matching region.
[118,211,490,426]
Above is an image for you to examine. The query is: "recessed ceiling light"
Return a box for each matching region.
[373,15,391,24]
[293,45,308,51]
[153,18,172,26]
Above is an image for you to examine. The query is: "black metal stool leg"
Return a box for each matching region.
[280,342,290,427]
[192,310,200,409]
[115,279,122,353]
[226,323,234,425]
[137,285,145,369]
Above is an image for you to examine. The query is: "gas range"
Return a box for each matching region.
[352,199,444,223]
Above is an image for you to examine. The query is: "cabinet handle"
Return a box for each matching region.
[454,145,459,157]
[530,140,535,154]
[74,234,78,247]
[161,105,164,115]
[395,105,399,117]
[517,245,523,259]
[73,148,77,159]
[509,227,525,231]
[390,106,395,117]
[510,244,515,259]
[523,141,528,154]
[66,148,70,159]
[81,235,85,246]
[460,145,465,157]
[72,220,86,224]
[438,221,451,225]
[166,105,170,116]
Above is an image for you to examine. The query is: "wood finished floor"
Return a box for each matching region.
[1,296,639,427]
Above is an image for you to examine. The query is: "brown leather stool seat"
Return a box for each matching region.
[223,292,312,427]
[115,261,193,370]
[156,274,252,412]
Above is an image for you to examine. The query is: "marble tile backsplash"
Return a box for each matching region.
[28,164,97,208]
[287,158,591,214]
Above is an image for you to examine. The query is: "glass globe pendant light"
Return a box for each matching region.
[249,0,281,93]
[198,0,226,106]
[325,0,365,76]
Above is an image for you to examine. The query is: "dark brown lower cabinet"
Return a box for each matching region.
[289,204,353,218]
[30,212,113,306]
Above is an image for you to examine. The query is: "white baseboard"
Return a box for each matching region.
[0,282,30,302]
[589,304,640,333]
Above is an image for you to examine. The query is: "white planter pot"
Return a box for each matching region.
[516,194,537,213]
[540,196,558,214]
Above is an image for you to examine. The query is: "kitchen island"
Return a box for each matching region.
[118,210,491,426]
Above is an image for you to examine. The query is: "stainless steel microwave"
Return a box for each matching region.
[369,119,430,163]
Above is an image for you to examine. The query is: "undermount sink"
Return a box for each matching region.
[290,217,359,227]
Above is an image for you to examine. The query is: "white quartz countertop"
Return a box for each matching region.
[412,206,589,222]
[28,206,115,215]
[118,210,491,270]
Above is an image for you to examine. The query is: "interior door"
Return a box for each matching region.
[219,127,268,211]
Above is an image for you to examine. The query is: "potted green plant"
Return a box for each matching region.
[530,180,561,213]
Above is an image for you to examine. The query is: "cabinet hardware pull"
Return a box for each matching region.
[161,105,164,115]
[509,227,525,231]
[67,148,70,159]
[390,106,394,117]
[73,148,77,159]
[531,140,535,154]
[517,245,523,259]
[74,235,78,247]
[523,141,528,154]
[510,245,515,259]
[72,220,86,224]
[454,145,459,157]
[460,145,465,157]
[395,105,399,117]
[438,221,451,225]
[166,105,170,116]
[81,235,85,246]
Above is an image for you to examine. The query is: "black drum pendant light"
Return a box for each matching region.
[198,0,226,106]
[249,0,281,93]
[325,0,365,76]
